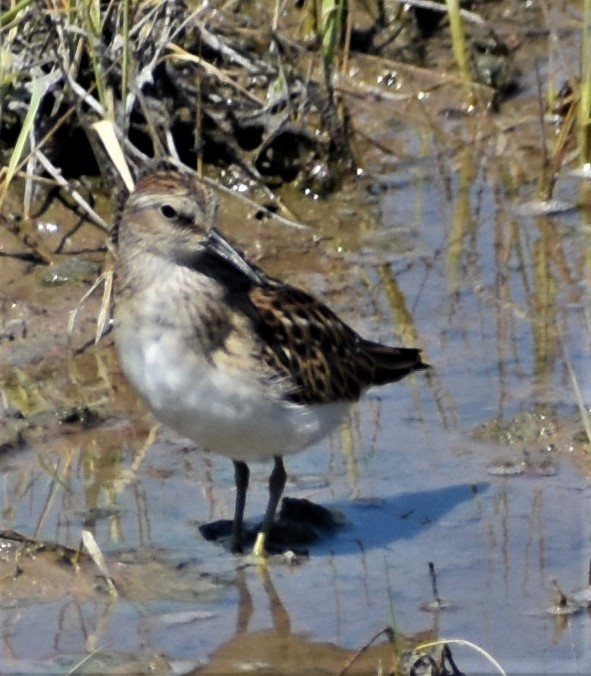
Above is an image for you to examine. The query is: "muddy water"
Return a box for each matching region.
[2,10,591,676]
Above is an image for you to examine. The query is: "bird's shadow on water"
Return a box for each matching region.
[200,482,489,555]
[308,482,489,556]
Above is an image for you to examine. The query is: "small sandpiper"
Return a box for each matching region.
[113,169,429,556]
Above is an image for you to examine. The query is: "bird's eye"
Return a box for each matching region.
[160,204,177,219]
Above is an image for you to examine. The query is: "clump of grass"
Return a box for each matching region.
[0,0,362,210]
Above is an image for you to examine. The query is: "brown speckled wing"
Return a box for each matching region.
[249,284,426,405]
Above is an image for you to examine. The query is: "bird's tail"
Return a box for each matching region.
[362,342,430,386]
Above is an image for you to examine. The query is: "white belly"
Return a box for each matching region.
[116,325,349,462]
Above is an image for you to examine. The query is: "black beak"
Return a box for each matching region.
[205,228,264,286]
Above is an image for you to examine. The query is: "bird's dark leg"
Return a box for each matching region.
[253,455,286,557]
[232,460,249,553]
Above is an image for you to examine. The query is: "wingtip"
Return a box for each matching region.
[416,360,431,371]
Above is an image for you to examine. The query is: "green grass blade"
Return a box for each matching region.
[446,0,473,106]
[0,0,34,28]
[0,77,43,205]
[580,0,591,164]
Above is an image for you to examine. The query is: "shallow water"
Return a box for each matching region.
[2,3,591,674]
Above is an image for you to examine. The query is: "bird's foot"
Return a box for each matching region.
[251,531,268,559]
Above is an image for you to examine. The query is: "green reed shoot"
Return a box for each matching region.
[0,77,43,206]
[445,0,473,106]
[75,0,108,111]
[121,0,130,112]
[0,0,34,28]
[321,0,347,70]
[580,0,591,165]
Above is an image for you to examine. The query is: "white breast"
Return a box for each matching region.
[115,321,349,462]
